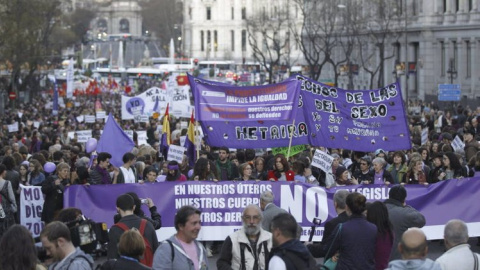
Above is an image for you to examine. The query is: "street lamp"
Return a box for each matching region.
[446,58,457,84]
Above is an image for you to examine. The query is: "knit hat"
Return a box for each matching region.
[335,166,348,178]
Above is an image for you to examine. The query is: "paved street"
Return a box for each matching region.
[92,238,480,269]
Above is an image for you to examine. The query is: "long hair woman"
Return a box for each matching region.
[0,164,17,239]
[165,160,187,181]
[0,225,46,270]
[402,156,429,185]
[28,159,45,186]
[366,201,394,270]
[192,158,217,181]
[438,152,466,181]
[267,154,294,181]
[235,162,256,181]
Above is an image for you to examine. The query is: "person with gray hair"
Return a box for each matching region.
[436,219,480,270]
[306,189,350,259]
[217,204,272,270]
[260,190,287,232]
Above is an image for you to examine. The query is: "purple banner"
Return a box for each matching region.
[298,75,412,151]
[192,77,300,122]
[65,178,480,241]
[188,75,411,151]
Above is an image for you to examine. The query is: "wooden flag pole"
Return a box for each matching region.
[286,119,296,159]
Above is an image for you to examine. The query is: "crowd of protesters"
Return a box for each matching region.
[0,88,480,269]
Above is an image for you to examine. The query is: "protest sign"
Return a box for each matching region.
[20,185,44,238]
[451,135,465,152]
[76,130,92,143]
[84,115,95,123]
[96,111,106,119]
[65,178,480,242]
[311,149,334,173]
[167,145,186,163]
[33,121,40,128]
[271,145,306,158]
[137,130,147,146]
[421,127,428,145]
[8,122,19,133]
[76,115,84,123]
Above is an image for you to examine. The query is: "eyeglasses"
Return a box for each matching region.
[242,215,261,221]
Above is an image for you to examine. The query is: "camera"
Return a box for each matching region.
[140,198,148,204]
[67,216,109,255]
[312,217,322,225]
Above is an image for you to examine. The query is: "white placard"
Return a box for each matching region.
[311,149,335,173]
[68,131,75,139]
[137,130,147,146]
[96,111,106,119]
[451,135,465,152]
[421,127,428,146]
[76,130,92,143]
[20,185,45,238]
[8,122,19,133]
[74,102,81,107]
[18,112,23,118]
[167,145,186,163]
[85,115,95,123]
[76,115,84,123]
[33,121,40,128]
[180,136,186,147]
[124,130,134,141]
[180,121,188,129]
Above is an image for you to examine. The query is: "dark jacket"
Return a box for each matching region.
[41,175,69,224]
[89,166,111,185]
[101,257,151,270]
[307,211,349,258]
[215,160,239,180]
[322,215,377,270]
[385,198,426,261]
[267,239,317,270]
[107,214,159,260]
[114,206,162,230]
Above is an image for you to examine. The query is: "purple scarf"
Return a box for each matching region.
[96,165,111,184]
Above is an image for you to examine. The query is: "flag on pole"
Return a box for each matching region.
[96,113,135,167]
[160,103,171,160]
[66,58,74,98]
[184,110,196,167]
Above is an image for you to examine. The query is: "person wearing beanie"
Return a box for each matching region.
[331,166,358,187]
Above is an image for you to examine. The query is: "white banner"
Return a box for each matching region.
[167,145,186,163]
[20,185,44,238]
[76,130,92,143]
[85,115,96,123]
[121,85,192,120]
[66,58,74,99]
[96,111,107,119]
[311,149,334,173]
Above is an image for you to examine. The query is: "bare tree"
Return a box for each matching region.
[356,0,403,88]
[291,0,340,82]
[246,3,293,84]
[0,0,62,104]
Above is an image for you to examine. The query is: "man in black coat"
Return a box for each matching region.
[306,189,350,258]
[107,194,159,260]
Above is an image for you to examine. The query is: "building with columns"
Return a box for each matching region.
[182,0,480,104]
[90,0,143,38]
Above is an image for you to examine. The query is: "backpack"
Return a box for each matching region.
[114,219,154,267]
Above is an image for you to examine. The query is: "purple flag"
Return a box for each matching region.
[96,113,135,167]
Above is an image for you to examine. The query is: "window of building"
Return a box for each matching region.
[119,19,129,33]
[214,30,218,51]
[443,0,447,13]
[231,30,235,51]
[453,41,458,69]
[242,7,246,20]
[207,30,211,47]
[455,0,460,12]
[189,7,192,19]
[207,7,211,20]
[440,41,445,76]
[242,30,247,51]
[466,41,471,78]
[469,0,473,11]
[201,31,204,51]
[231,7,234,20]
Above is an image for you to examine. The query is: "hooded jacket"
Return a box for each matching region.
[386,258,442,270]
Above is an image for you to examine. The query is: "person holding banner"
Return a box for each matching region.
[402,157,429,185]
[438,152,466,181]
[331,166,358,187]
[235,163,256,181]
[0,164,17,238]
[352,156,374,184]
[89,152,118,185]
[253,157,268,181]
[28,159,46,186]
[371,158,394,185]
[386,151,408,185]
[192,158,217,181]
[215,147,239,181]
[267,154,294,181]
[165,161,187,181]
[116,152,138,184]
[41,162,71,224]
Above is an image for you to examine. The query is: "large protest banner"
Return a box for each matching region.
[189,74,411,151]
[20,185,45,238]
[64,179,480,241]
[189,75,310,148]
[297,75,411,151]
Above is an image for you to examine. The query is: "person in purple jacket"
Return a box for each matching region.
[322,192,377,270]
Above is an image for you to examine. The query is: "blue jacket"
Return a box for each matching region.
[323,214,377,270]
[152,235,209,270]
